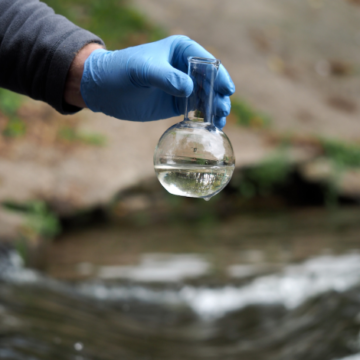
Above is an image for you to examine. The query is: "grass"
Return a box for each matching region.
[3,201,61,239]
[320,138,360,169]
[238,153,292,198]
[2,117,26,138]
[231,97,271,129]
[0,89,26,138]
[0,88,24,117]
[2,201,61,265]
[0,89,27,138]
[317,138,360,206]
[42,0,166,50]
[58,126,106,146]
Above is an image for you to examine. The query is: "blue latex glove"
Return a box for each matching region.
[80,35,235,129]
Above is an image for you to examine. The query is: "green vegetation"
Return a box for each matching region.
[0,89,25,129]
[0,88,24,117]
[239,153,292,198]
[3,201,61,239]
[231,97,271,129]
[42,0,166,50]
[58,126,106,146]
[2,201,60,264]
[316,138,360,207]
[0,89,26,138]
[320,138,360,169]
[3,117,26,138]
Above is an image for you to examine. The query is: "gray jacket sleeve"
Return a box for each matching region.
[0,0,105,114]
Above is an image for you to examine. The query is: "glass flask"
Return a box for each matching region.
[154,56,235,201]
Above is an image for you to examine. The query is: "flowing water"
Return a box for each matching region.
[1,208,360,360]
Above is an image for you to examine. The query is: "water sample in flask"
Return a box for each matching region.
[154,56,235,200]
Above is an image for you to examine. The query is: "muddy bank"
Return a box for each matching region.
[1,149,360,261]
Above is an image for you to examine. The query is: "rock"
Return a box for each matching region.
[339,170,360,198]
[301,158,360,199]
[300,158,335,183]
[0,208,26,240]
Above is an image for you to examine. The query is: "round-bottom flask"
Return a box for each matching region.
[154,57,235,200]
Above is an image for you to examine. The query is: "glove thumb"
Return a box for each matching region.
[148,63,193,97]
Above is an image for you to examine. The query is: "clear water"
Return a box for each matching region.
[155,164,234,199]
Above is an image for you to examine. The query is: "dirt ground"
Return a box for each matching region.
[132,0,360,138]
[0,0,359,236]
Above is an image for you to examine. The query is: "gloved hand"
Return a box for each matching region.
[80,35,235,129]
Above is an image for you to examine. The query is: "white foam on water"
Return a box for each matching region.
[336,354,360,360]
[80,253,360,318]
[0,250,40,284]
[181,253,360,317]
[79,283,182,306]
[97,253,210,282]
[4,251,360,320]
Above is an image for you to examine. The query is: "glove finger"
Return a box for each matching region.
[176,38,236,96]
[214,116,227,130]
[148,63,193,97]
[174,37,214,72]
[216,65,236,96]
[213,94,231,118]
[174,96,187,116]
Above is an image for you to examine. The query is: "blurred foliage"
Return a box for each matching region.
[239,154,291,198]
[231,97,271,129]
[0,88,25,124]
[3,118,26,138]
[320,138,360,169]
[3,201,61,239]
[0,89,27,138]
[2,201,60,264]
[0,89,24,117]
[42,0,166,49]
[58,126,106,146]
[316,138,360,207]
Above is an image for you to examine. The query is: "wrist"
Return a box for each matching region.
[64,43,104,108]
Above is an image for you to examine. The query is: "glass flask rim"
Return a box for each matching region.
[188,56,221,68]
[178,120,222,132]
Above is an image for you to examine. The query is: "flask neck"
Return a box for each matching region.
[184,57,220,125]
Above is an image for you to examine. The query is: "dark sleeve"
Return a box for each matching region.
[0,0,105,114]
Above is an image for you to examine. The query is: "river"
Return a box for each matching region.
[1,208,360,360]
